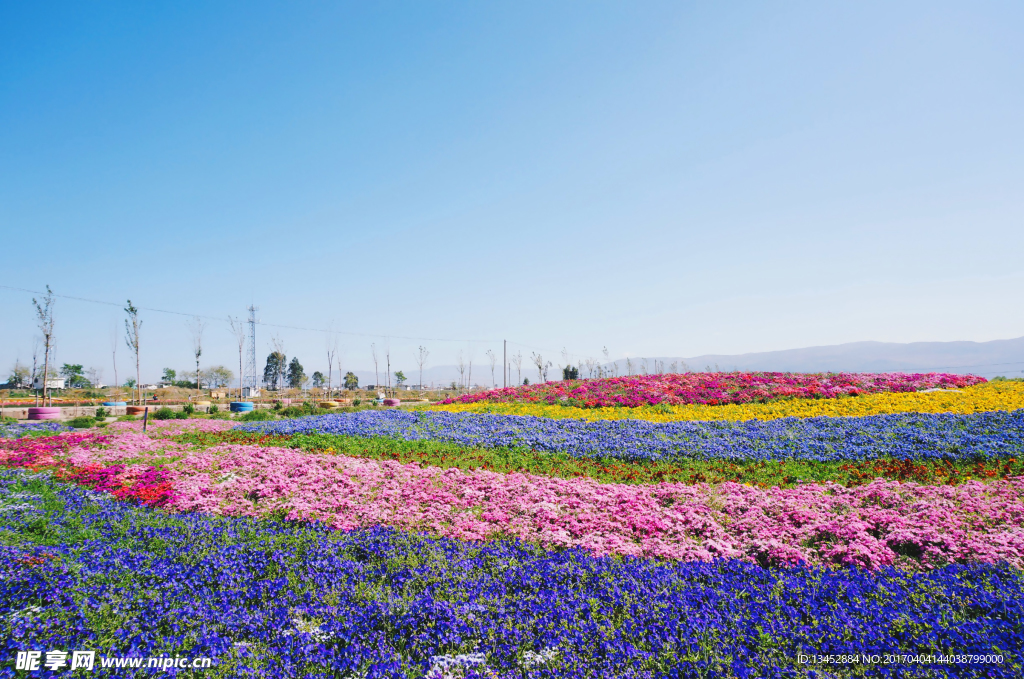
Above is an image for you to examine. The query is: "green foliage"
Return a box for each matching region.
[94,407,108,420]
[201,365,234,388]
[353,399,362,406]
[124,378,137,389]
[152,407,175,420]
[264,352,286,390]
[562,365,579,380]
[343,372,359,390]
[287,358,306,389]
[523,378,530,385]
[116,414,137,422]
[174,410,189,420]
[60,363,90,388]
[209,404,219,414]
[162,368,177,383]
[182,403,195,416]
[394,370,406,386]
[311,371,325,388]
[67,416,95,429]
[238,409,276,422]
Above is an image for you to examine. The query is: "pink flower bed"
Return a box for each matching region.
[441,372,987,407]
[4,430,1020,571]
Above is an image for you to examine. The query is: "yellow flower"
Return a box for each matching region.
[428,382,1024,423]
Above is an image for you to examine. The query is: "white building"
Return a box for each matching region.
[32,377,66,390]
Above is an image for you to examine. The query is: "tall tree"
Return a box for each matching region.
[325,331,338,399]
[415,345,429,391]
[370,343,379,389]
[263,352,286,390]
[287,357,306,389]
[60,364,88,388]
[486,349,497,388]
[124,301,141,405]
[187,316,205,397]
[512,351,523,387]
[200,366,234,388]
[394,370,406,387]
[32,286,55,405]
[343,371,359,390]
[270,336,286,390]
[456,351,466,391]
[228,316,246,399]
[7,361,29,388]
[531,352,545,383]
[110,324,120,401]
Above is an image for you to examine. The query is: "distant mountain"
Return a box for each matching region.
[602,337,1024,379]
[341,337,1024,390]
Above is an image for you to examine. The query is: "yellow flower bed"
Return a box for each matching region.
[428,381,1024,423]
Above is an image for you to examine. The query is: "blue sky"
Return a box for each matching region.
[2,1,1023,383]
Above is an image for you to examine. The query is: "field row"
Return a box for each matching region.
[433,380,1024,422]
[3,423,1022,568]
[2,469,1020,678]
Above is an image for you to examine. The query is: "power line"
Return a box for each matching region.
[1,284,502,344]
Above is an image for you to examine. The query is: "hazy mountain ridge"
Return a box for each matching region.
[368,336,1024,388]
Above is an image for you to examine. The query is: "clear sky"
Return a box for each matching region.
[2,1,1023,383]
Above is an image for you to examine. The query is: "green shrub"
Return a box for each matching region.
[209,404,219,414]
[152,407,175,420]
[94,407,108,420]
[353,399,362,406]
[116,415,137,422]
[272,401,283,412]
[182,403,195,416]
[67,416,95,428]
[174,410,189,419]
[238,409,275,422]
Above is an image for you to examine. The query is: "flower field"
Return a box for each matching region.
[440,371,986,408]
[432,380,1024,422]
[2,374,1024,677]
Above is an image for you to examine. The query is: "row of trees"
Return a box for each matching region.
[160,367,234,389]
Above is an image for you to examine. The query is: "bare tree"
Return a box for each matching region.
[187,316,206,396]
[512,350,523,386]
[415,346,429,392]
[641,358,649,375]
[486,349,497,388]
[467,347,474,391]
[625,357,634,376]
[531,352,545,383]
[124,300,141,405]
[110,324,119,401]
[371,343,379,391]
[602,346,612,378]
[31,338,40,395]
[228,316,247,399]
[585,357,597,379]
[32,286,55,406]
[271,335,286,390]
[456,350,466,391]
[385,342,392,397]
[325,330,338,399]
